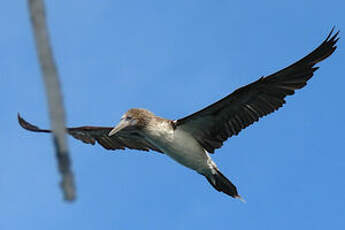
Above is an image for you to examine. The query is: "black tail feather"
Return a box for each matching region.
[205,169,243,201]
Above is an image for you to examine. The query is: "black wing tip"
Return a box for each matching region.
[325,26,340,46]
[309,27,339,66]
[17,113,30,130]
[17,113,51,133]
[326,26,335,40]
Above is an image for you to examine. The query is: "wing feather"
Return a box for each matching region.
[18,114,163,153]
[175,29,339,153]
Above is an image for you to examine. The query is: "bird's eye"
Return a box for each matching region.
[126,116,132,120]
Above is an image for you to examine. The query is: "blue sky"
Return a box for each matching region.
[1,0,345,229]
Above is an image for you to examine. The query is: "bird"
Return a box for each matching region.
[18,29,339,200]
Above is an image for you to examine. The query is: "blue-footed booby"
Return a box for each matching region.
[18,29,339,200]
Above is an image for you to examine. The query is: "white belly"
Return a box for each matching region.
[145,126,212,173]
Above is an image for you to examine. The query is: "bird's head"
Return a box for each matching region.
[108,108,154,136]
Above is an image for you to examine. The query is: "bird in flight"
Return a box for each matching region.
[19,29,339,200]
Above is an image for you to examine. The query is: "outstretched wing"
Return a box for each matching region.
[175,28,339,153]
[18,114,163,153]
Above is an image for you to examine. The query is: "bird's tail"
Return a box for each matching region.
[205,168,244,202]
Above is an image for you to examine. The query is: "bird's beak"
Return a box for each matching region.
[108,120,128,136]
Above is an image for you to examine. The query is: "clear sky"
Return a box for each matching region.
[1,0,345,229]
